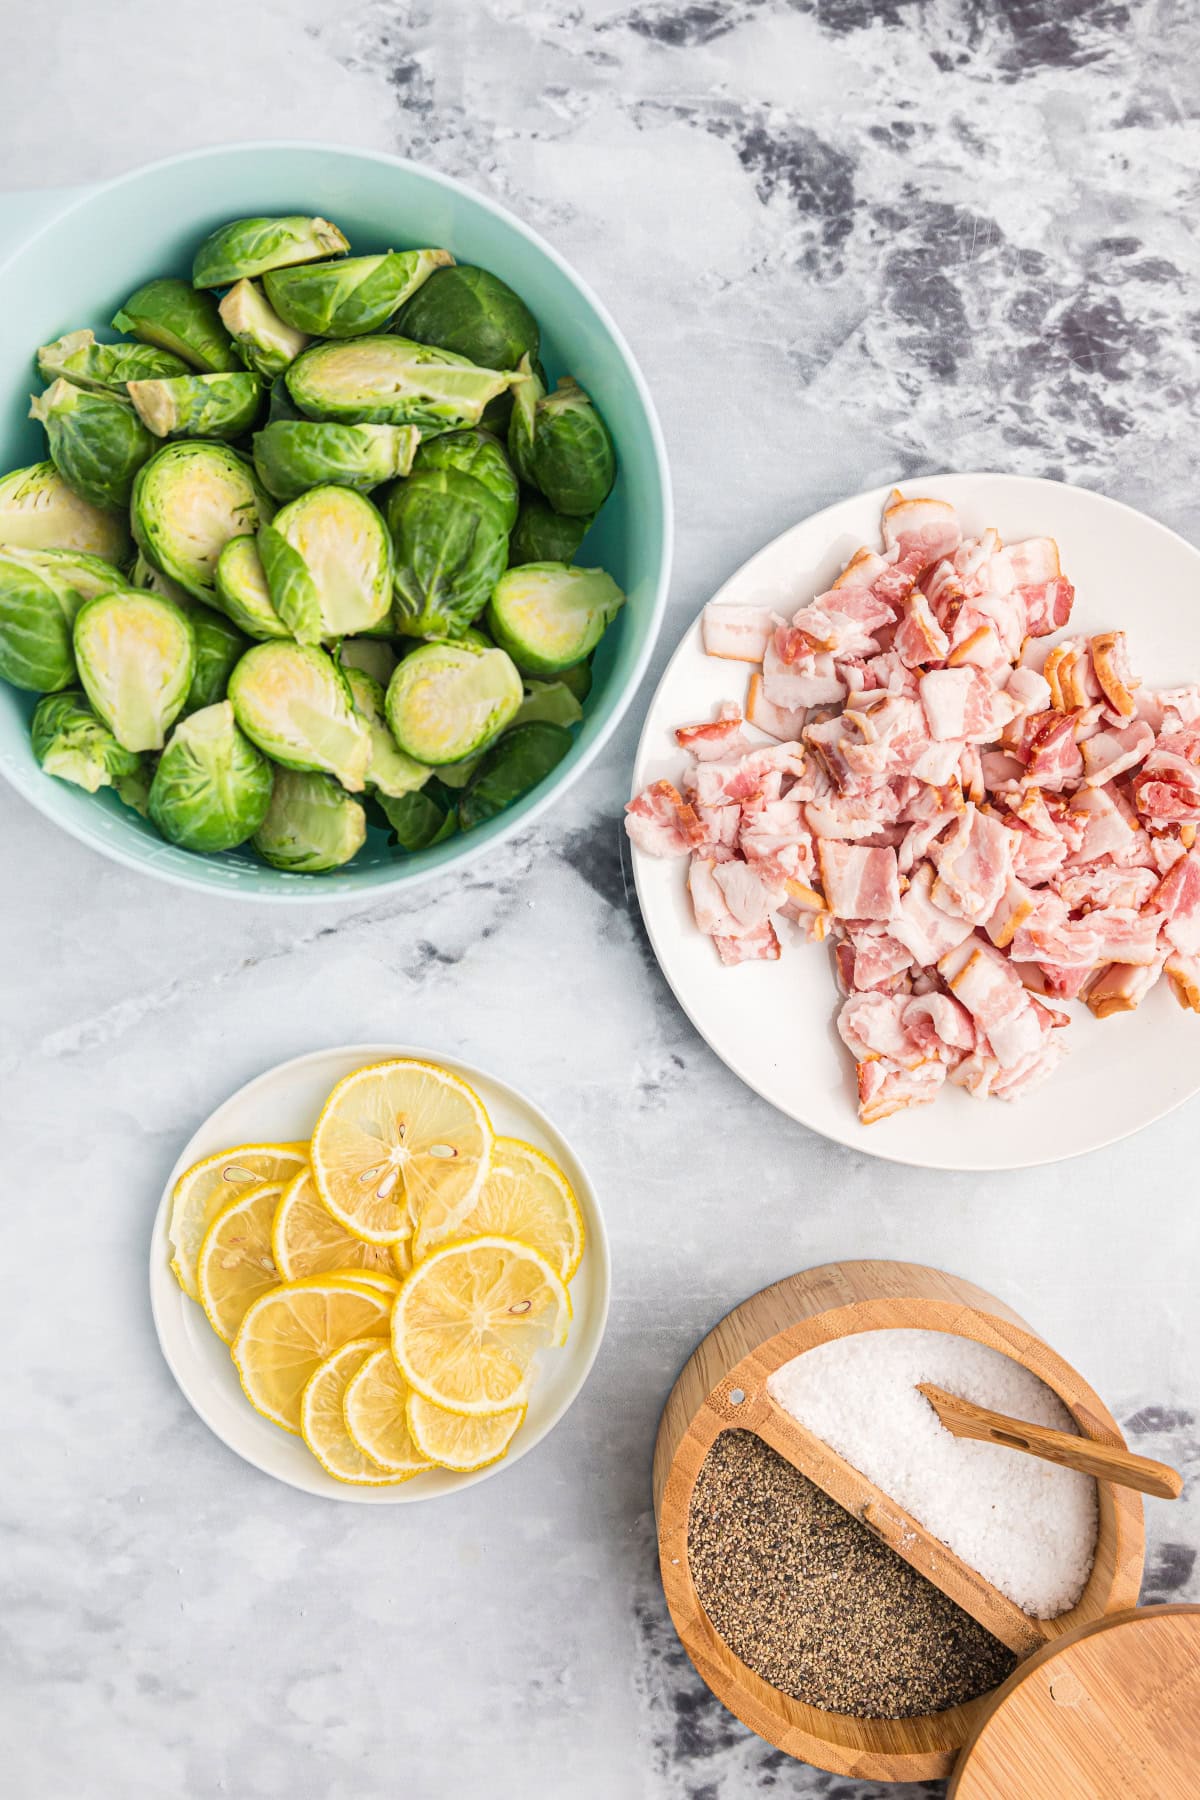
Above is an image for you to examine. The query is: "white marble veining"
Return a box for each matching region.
[3,3,1199,1796]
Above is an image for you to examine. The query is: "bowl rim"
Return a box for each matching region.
[0,139,674,902]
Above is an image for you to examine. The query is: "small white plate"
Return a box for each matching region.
[631,473,1200,1171]
[150,1044,610,1501]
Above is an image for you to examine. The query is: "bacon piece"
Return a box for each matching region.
[1081,719,1154,786]
[690,742,805,807]
[746,671,807,741]
[1085,958,1166,1019]
[1133,726,1200,823]
[1006,666,1052,716]
[675,705,750,762]
[762,632,846,709]
[939,936,1048,1068]
[1148,849,1200,956]
[687,857,738,935]
[1166,951,1200,1011]
[881,490,962,565]
[789,588,896,659]
[1090,630,1140,719]
[983,874,1037,949]
[816,841,902,921]
[693,801,741,854]
[841,924,915,990]
[902,992,976,1062]
[624,780,705,857]
[739,796,814,885]
[928,804,1013,922]
[1068,784,1140,863]
[1054,864,1159,911]
[856,1055,945,1123]
[838,991,918,1064]
[1021,712,1085,791]
[1043,637,1099,712]
[713,919,782,965]
[889,861,975,963]
[702,602,774,662]
[893,588,950,668]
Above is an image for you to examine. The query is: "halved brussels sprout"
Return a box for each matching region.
[376,784,458,852]
[36,329,190,395]
[184,612,249,715]
[229,641,370,790]
[132,441,274,604]
[267,375,304,424]
[218,280,311,378]
[130,550,194,610]
[148,700,273,852]
[508,494,591,567]
[32,689,145,795]
[394,264,539,371]
[128,372,263,441]
[264,249,452,338]
[0,461,132,563]
[384,469,510,641]
[0,546,121,691]
[258,485,392,643]
[192,216,350,290]
[507,354,544,488]
[560,659,593,704]
[286,337,513,430]
[459,722,572,830]
[73,588,195,752]
[30,380,157,512]
[412,429,519,530]
[253,420,419,502]
[337,637,397,687]
[512,677,584,730]
[486,562,624,675]
[214,535,289,640]
[253,768,366,872]
[385,639,522,766]
[423,747,484,790]
[508,360,615,517]
[344,665,432,799]
[112,279,240,373]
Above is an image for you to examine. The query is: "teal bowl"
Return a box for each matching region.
[0,142,672,899]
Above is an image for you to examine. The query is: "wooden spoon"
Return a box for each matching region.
[917,1382,1183,1500]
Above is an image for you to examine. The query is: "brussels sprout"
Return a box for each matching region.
[286,337,513,430]
[385,639,522,766]
[0,546,121,691]
[148,700,273,852]
[132,441,273,604]
[218,280,311,379]
[0,461,132,563]
[428,748,485,790]
[376,785,458,852]
[343,665,432,799]
[253,768,366,872]
[264,249,452,339]
[508,494,591,566]
[229,641,370,790]
[193,216,350,290]
[486,563,624,675]
[214,535,289,640]
[252,420,419,502]
[394,264,539,371]
[384,469,510,641]
[258,485,392,643]
[337,637,397,687]
[184,611,249,715]
[31,688,145,795]
[36,328,190,395]
[512,677,584,730]
[112,278,240,374]
[412,429,519,530]
[559,658,593,704]
[29,379,157,512]
[127,372,263,441]
[130,550,194,610]
[113,760,154,816]
[508,360,615,517]
[459,722,572,829]
[267,375,304,424]
[73,588,195,752]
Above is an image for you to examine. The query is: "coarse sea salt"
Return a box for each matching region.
[767,1329,1099,1619]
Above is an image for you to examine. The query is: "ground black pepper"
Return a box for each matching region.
[688,1430,1017,1718]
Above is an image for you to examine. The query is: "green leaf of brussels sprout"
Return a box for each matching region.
[286,337,514,430]
[130,550,195,611]
[412,429,519,531]
[383,468,511,641]
[0,546,121,692]
[384,639,522,766]
[36,328,191,395]
[376,785,458,852]
[192,216,350,290]
[73,588,196,752]
[394,264,539,371]
[343,665,432,799]
[558,658,593,704]
[228,640,371,790]
[268,374,305,424]
[112,278,240,374]
[127,372,264,442]
[252,420,419,503]
[31,688,144,795]
[486,562,624,675]
[506,354,544,489]
[30,379,157,513]
[218,280,311,379]
[337,637,397,688]
[183,611,250,716]
[508,363,615,518]
[132,441,274,605]
[459,721,572,830]
[264,249,453,339]
[508,493,592,567]
[0,461,132,563]
[214,535,290,641]
[258,485,392,644]
[252,767,367,873]
[511,677,584,730]
[148,700,274,852]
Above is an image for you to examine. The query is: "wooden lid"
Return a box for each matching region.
[949,1605,1200,1798]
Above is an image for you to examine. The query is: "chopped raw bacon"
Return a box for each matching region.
[817,841,902,921]
[675,704,749,761]
[881,490,961,565]
[713,920,782,965]
[624,780,705,857]
[702,602,775,662]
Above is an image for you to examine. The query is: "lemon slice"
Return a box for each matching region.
[231,1275,392,1433]
[335,1270,401,1298]
[391,1237,414,1279]
[407,1391,525,1472]
[418,1135,585,1280]
[343,1345,436,1476]
[196,1181,283,1343]
[272,1167,395,1282]
[300,1340,409,1486]
[392,1235,570,1416]
[310,1059,492,1245]
[168,1141,307,1299]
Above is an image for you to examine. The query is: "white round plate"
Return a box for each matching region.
[631,473,1200,1171]
[150,1045,610,1500]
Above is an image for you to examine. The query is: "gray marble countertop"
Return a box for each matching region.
[3,4,1198,1796]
